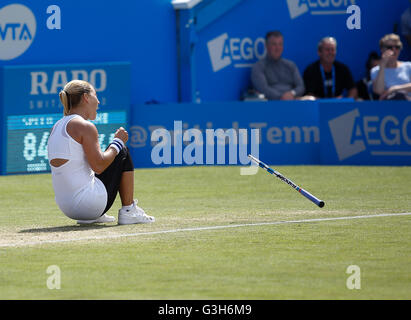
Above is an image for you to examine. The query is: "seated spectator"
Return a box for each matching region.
[303,37,357,99]
[371,33,411,100]
[356,51,381,100]
[251,30,314,101]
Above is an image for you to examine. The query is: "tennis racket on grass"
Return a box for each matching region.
[248,154,325,208]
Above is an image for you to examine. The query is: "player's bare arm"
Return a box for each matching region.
[68,117,123,174]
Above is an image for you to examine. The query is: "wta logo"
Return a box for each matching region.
[0,4,36,60]
[286,0,356,19]
[207,33,265,72]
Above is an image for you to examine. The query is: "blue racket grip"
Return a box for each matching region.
[299,188,325,208]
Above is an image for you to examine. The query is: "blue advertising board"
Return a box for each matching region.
[128,101,320,168]
[0,62,131,174]
[319,101,411,165]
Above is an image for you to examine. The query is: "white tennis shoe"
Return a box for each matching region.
[77,214,116,224]
[118,199,155,225]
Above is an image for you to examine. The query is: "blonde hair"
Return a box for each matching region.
[59,80,93,116]
[379,33,402,50]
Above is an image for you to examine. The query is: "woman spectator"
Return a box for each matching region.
[371,34,411,100]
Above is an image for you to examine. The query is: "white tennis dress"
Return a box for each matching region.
[47,115,107,220]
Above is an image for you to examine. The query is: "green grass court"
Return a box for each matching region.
[0,165,410,299]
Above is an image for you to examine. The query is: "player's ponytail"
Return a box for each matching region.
[59,90,71,116]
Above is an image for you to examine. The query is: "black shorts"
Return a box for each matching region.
[95,147,134,215]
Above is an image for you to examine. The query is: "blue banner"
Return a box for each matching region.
[320,101,411,165]
[1,62,130,115]
[129,101,320,167]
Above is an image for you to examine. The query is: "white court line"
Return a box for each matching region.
[1,212,410,248]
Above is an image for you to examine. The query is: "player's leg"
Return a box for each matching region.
[117,169,155,225]
[95,147,134,214]
[78,148,135,224]
[119,170,134,206]
[94,147,155,224]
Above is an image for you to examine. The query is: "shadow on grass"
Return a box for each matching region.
[19,224,119,233]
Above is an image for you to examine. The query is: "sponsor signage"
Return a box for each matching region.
[129,101,320,167]
[0,4,36,61]
[207,33,265,72]
[286,0,356,19]
[320,101,411,165]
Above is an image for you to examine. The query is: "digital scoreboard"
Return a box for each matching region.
[6,111,127,174]
[0,62,131,175]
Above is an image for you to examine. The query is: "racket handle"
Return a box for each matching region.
[299,188,325,208]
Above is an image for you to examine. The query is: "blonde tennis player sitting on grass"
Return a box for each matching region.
[47,80,154,225]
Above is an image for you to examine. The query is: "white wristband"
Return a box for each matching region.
[109,138,125,154]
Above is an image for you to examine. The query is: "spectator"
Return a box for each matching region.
[356,51,381,100]
[303,37,357,99]
[371,33,411,100]
[251,31,314,101]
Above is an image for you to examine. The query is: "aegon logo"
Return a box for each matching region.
[207,33,265,72]
[0,4,36,60]
[30,70,107,95]
[286,0,356,19]
[328,109,411,161]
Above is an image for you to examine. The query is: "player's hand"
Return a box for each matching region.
[114,127,128,144]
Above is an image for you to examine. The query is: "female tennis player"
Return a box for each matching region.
[47,80,154,225]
